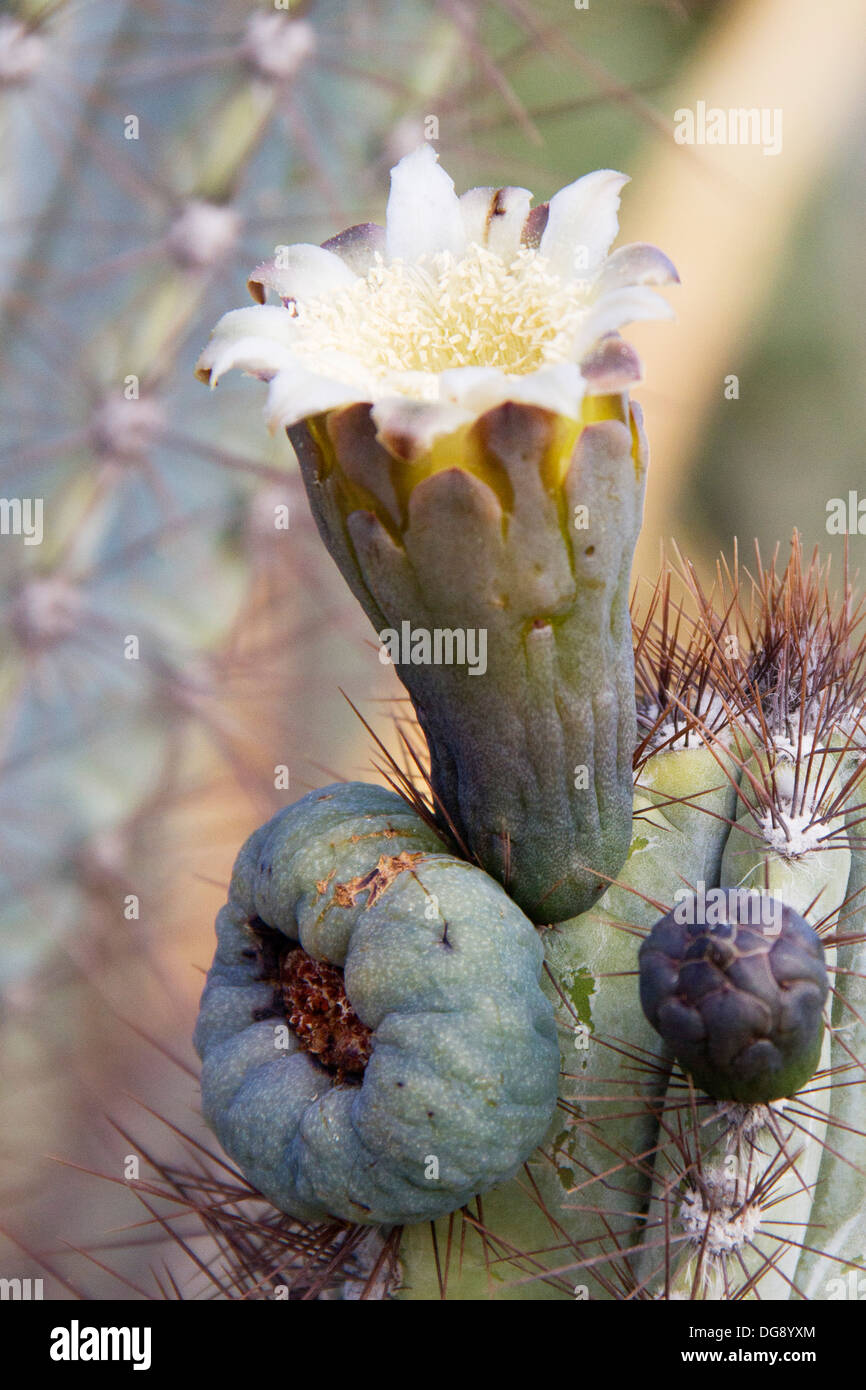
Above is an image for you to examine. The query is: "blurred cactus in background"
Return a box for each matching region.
[2,0,537,1292]
[0,0,691,992]
[2,0,864,1305]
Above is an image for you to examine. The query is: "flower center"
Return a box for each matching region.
[288,246,590,394]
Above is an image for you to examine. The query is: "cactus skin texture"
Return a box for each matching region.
[398,743,740,1300]
[396,543,866,1301]
[195,782,559,1227]
[290,395,647,925]
[639,893,829,1105]
[395,746,851,1300]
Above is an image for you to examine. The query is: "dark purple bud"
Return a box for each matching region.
[639,891,828,1103]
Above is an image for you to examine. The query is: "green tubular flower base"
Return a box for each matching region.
[289,395,647,925]
[194,782,559,1228]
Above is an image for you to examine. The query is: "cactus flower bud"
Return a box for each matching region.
[196,145,677,921]
[639,891,829,1103]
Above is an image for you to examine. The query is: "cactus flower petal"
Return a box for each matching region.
[321,221,387,274]
[457,184,533,258]
[436,360,588,418]
[579,333,643,393]
[591,241,681,295]
[571,285,674,359]
[195,304,298,385]
[247,242,357,305]
[384,143,467,261]
[266,360,378,432]
[539,168,630,277]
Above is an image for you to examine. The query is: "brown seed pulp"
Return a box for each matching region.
[280,947,373,1082]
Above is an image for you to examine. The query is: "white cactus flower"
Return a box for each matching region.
[196,144,677,446]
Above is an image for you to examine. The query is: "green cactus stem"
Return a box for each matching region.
[397,538,866,1300]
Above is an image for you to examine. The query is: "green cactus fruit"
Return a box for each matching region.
[639,893,829,1104]
[194,781,559,1227]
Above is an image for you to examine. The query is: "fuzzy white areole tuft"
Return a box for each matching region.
[679,1165,763,1256]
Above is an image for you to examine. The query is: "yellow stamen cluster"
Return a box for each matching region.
[287,246,591,395]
